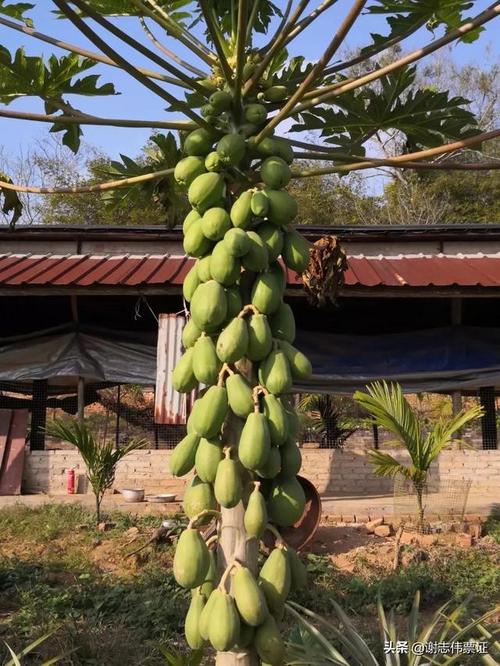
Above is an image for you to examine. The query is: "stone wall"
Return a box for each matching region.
[22,447,500,497]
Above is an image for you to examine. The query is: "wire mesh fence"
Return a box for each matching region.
[393,476,472,533]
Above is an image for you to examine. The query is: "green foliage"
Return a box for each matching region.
[0,171,22,225]
[3,630,69,665]
[157,646,204,666]
[286,591,499,666]
[0,0,34,26]
[45,420,146,522]
[298,394,358,447]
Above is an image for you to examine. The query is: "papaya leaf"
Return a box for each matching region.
[53,0,188,20]
[274,56,316,85]
[291,66,479,153]
[0,48,116,104]
[364,0,483,48]
[0,172,23,227]
[0,0,34,26]
[189,0,280,38]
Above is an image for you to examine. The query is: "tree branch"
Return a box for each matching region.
[293,3,500,114]
[131,0,216,66]
[258,0,293,53]
[244,0,312,97]
[0,15,187,88]
[246,0,261,43]
[234,0,249,110]
[291,128,500,177]
[52,0,210,130]
[254,0,366,143]
[283,0,339,47]
[0,107,196,130]
[139,16,207,77]
[0,168,174,195]
[67,0,208,96]
[198,0,234,84]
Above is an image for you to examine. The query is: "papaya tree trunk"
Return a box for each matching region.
[216,503,259,666]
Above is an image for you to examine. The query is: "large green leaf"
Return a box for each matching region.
[53,0,189,20]
[291,66,479,153]
[188,0,281,39]
[0,0,34,25]
[365,0,483,48]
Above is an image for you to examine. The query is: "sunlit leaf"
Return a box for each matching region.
[0,0,34,26]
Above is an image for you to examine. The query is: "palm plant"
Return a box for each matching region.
[298,394,358,448]
[46,419,146,523]
[286,593,499,666]
[3,630,70,665]
[353,382,483,531]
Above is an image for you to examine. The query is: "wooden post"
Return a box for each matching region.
[77,377,85,426]
[450,298,463,417]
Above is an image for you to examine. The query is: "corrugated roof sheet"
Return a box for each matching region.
[0,253,498,288]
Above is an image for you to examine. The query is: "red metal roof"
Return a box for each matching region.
[0,253,498,288]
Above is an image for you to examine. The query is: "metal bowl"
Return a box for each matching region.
[121,488,145,503]
[147,493,177,503]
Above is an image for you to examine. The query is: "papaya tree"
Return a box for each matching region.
[0,2,499,665]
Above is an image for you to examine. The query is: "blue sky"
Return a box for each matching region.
[0,1,498,163]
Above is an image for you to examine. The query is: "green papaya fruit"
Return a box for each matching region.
[201,207,231,241]
[199,589,219,640]
[169,432,200,477]
[268,476,306,527]
[198,77,218,93]
[214,451,243,508]
[251,190,270,217]
[244,103,267,124]
[195,436,224,483]
[283,229,310,273]
[223,227,250,257]
[226,286,243,319]
[233,566,269,626]
[272,137,294,164]
[183,209,201,235]
[184,128,214,156]
[242,231,269,272]
[263,394,287,446]
[264,85,288,102]
[210,241,241,286]
[258,547,291,613]
[242,61,257,80]
[285,547,308,591]
[205,150,223,172]
[269,302,295,342]
[209,90,232,112]
[216,316,248,363]
[172,347,197,393]
[208,590,240,651]
[200,548,217,597]
[256,445,281,479]
[200,102,215,118]
[187,397,202,434]
[173,527,210,588]
[182,317,202,348]
[174,156,206,188]
[260,156,291,189]
[280,439,302,477]
[188,172,226,213]
[251,137,293,164]
[226,373,254,418]
[230,190,254,229]
[185,590,206,649]
[259,349,292,395]
[190,280,228,332]
[264,189,298,225]
[247,313,273,361]
[255,615,285,664]
[257,223,284,262]
[196,255,212,282]
[183,475,217,520]
[251,271,284,315]
[244,481,268,539]
[239,412,271,471]
[193,335,221,384]
[234,622,255,649]
[183,263,201,302]
[216,133,247,166]
[191,385,228,438]
[279,340,312,379]
[183,220,212,258]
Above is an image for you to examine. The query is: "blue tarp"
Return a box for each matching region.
[0,325,499,394]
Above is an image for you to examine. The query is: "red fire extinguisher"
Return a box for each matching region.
[67,469,75,495]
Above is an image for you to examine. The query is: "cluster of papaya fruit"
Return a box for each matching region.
[170,77,311,662]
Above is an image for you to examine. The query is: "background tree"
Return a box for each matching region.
[0,3,499,665]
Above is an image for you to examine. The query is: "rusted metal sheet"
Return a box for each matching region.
[155,314,196,425]
[0,409,28,495]
[0,253,498,289]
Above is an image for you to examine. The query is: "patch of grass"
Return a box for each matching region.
[483,514,500,543]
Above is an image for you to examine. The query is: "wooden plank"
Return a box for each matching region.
[0,410,28,495]
[0,410,12,470]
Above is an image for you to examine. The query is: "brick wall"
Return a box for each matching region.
[22,447,500,496]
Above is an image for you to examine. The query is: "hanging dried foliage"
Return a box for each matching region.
[302,235,348,306]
